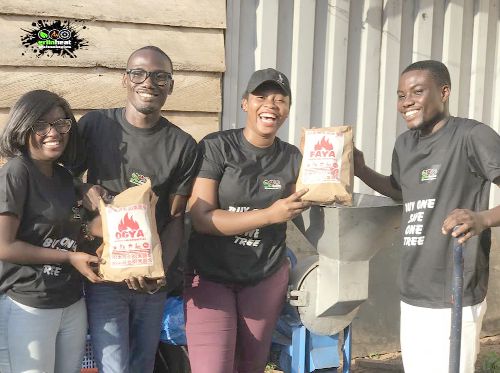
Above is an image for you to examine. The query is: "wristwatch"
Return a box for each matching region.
[147,277,167,294]
[81,220,95,241]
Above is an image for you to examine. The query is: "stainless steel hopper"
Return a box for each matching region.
[289,194,402,335]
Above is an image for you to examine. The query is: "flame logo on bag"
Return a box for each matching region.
[116,213,144,239]
[310,136,336,158]
[314,136,333,151]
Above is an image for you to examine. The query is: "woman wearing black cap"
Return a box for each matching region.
[185,68,310,372]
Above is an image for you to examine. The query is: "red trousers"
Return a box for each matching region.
[184,262,289,373]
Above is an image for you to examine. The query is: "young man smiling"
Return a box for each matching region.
[70,46,198,373]
[355,60,500,373]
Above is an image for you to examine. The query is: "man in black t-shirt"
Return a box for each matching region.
[355,60,500,373]
[70,46,198,373]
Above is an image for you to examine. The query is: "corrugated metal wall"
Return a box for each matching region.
[223,0,500,199]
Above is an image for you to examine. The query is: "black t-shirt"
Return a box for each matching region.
[0,155,83,308]
[71,108,199,233]
[391,117,500,308]
[188,129,302,284]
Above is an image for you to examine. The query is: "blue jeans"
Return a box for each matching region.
[0,294,87,373]
[85,283,166,373]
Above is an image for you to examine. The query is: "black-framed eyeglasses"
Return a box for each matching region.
[32,118,72,136]
[126,69,173,86]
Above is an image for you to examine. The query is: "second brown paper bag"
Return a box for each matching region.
[296,126,354,205]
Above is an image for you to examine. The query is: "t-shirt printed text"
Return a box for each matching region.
[41,236,78,277]
[403,198,435,247]
[229,205,262,247]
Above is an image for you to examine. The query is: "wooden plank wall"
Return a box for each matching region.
[0,0,226,141]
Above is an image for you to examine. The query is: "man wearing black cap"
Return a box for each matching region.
[184,68,310,373]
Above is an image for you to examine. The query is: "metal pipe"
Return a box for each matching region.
[449,237,464,373]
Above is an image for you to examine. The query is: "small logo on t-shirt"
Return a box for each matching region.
[420,165,440,183]
[129,172,148,186]
[263,179,282,190]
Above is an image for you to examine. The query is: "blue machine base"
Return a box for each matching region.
[281,324,352,373]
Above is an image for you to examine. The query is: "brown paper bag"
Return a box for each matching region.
[296,126,354,205]
[98,179,164,282]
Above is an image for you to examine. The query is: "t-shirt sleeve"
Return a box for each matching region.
[170,136,200,196]
[66,112,92,177]
[0,160,28,219]
[390,146,402,190]
[290,145,302,181]
[466,124,500,183]
[196,136,226,181]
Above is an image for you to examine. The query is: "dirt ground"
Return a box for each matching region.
[155,331,500,372]
[349,335,500,373]
[268,335,500,372]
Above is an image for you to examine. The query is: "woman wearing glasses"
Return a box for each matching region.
[0,90,102,373]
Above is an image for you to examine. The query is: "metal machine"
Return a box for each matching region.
[285,194,402,372]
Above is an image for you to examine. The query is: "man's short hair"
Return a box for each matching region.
[402,60,451,89]
[127,46,173,71]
